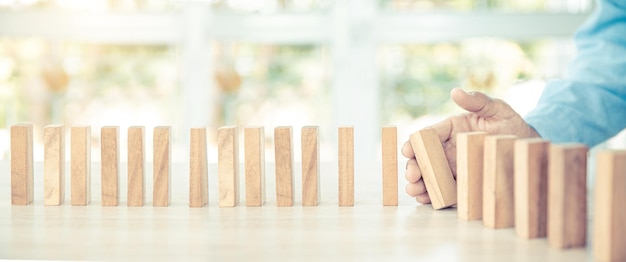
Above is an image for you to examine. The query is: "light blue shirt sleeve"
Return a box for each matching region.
[524,0,626,147]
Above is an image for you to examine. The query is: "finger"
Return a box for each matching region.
[450,88,507,119]
[401,141,415,158]
[428,118,453,144]
[405,159,421,183]
[405,180,427,197]
[415,193,431,204]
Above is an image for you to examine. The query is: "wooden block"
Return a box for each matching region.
[153,126,171,207]
[101,126,119,206]
[44,125,65,206]
[594,150,626,261]
[548,144,587,249]
[71,126,91,206]
[483,135,516,228]
[127,126,145,207]
[301,126,320,206]
[244,127,265,207]
[456,131,486,220]
[409,128,456,210]
[514,138,549,239]
[190,128,208,208]
[338,126,354,206]
[218,126,239,207]
[382,126,398,206]
[11,124,33,205]
[275,127,294,207]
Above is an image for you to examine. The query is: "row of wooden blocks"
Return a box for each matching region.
[9,124,400,207]
[409,129,624,261]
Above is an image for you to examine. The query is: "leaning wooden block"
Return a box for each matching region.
[594,150,626,261]
[409,128,456,210]
[153,126,171,207]
[548,144,587,249]
[382,126,398,206]
[514,138,549,239]
[244,127,265,207]
[483,135,516,229]
[338,126,354,206]
[11,124,34,205]
[127,126,145,207]
[218,126,239,207]
[71,126,91,206]
[101,127,120,206]
[190,128,208,208]
[302,126,320,206]
[275,127,294,207]
[44,125,65,206]
[456,131,486,220]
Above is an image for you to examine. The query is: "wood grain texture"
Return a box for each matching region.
[382,126,398,206]
[44,125,65,206]
[244,127,265,207]
[218,126,239,207]
[514,138,549,239]
[456,131,486,220]
[594,150,626,262]
[127,126,145,207]
[190,128,208,208]
[338,126,354,206]
[483,135,516,229]
[153,126,171,207]
[275,127,294,207]
[11,124,33,205]
[548,144,587,249]
[409,128,457,210]
[71,126,90,206]
[101,126,119,206]
[302,126,320,206]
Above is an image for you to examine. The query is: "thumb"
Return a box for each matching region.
[450,88,506,119]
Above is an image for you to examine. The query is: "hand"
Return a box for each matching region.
[401,88,540,204]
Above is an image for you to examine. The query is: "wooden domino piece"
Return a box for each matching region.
[218,126,239,207]
[190,127,208,208]
[409,128,456,210]
[382,126,398,206]
[483,135,516,229]
[548,144,587,249]
[275,126,294,207]
[11,124,34,205]
[456,131,486,220]
[127,126,145,207]
[244,127,265,207]
[301,126,320,206]
[153,126,171,207]
[44,125,65,206]
[338,126,354,206]
[514,138,549,239]
[594,150,626,261]
[101,126,119,206]
[71,126,91,206]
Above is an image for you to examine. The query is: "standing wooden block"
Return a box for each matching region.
[483,135,516,229]
[514,138,549,239]
[244,127,265,207]
[382,126,398,206]
[101,126,119,206]
[11,124,33,205]
[456,131,486,220]
[275,127,294,207]
[218,126,239,207]
[338,126,354,206]
[301,126,320,206]
[548,144,587,249]
[71,126,90,206]
[153,126,171,207]
[44,125,65,206]
[127,126,145,207]
[409,128,456,210]
[190,128,208,208]
[594,150,626,261]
